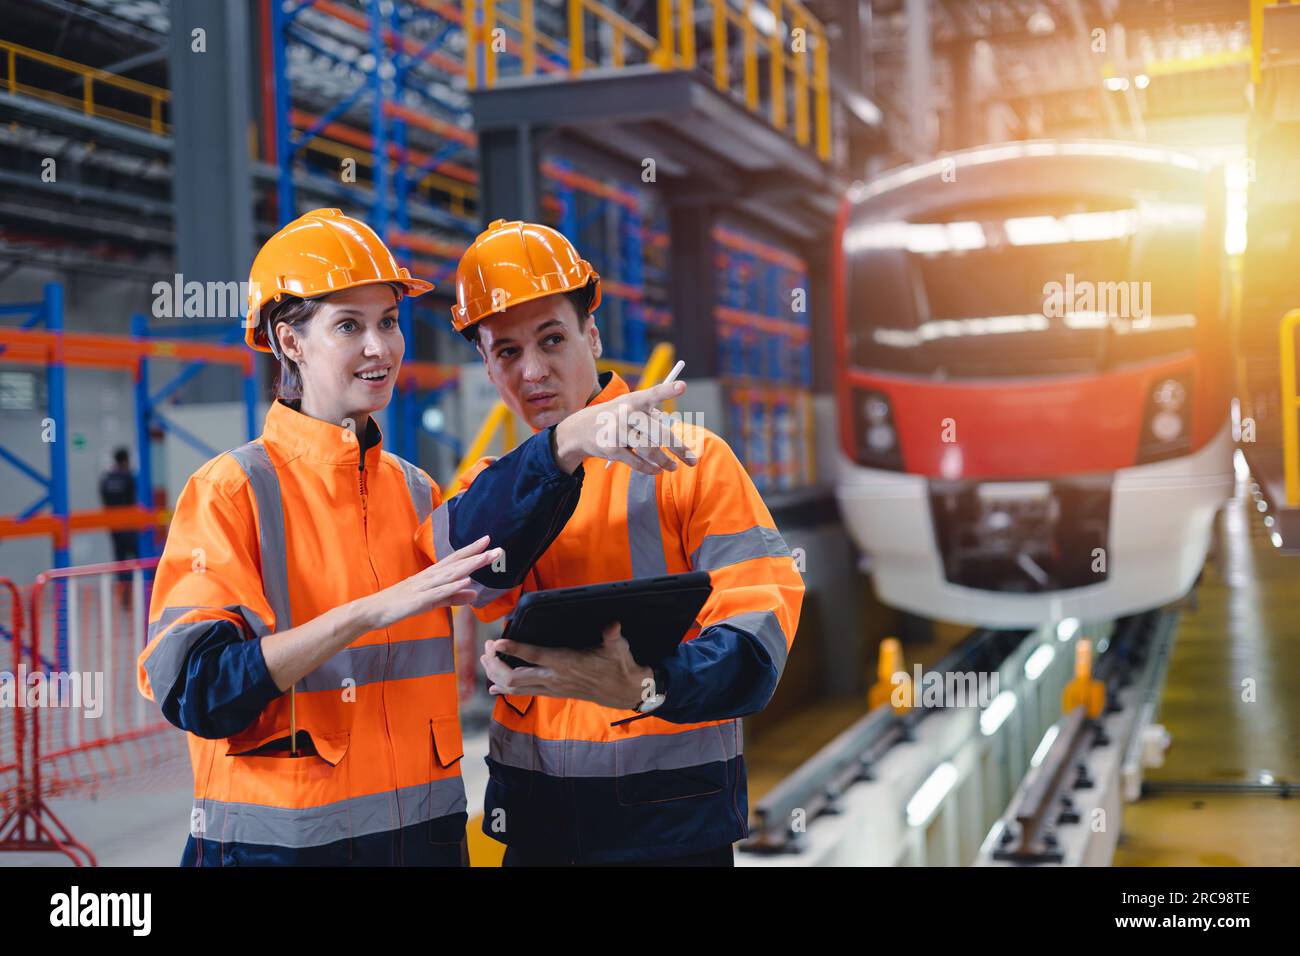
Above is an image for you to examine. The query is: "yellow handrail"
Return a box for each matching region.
[1281,309,1300,506]
[0,38,170,135]
[454,344,677,482]
[1252,0,1300,84]
[464,0,832,161]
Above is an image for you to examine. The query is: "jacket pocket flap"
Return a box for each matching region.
[227,729,350,767]
[431,716,464,768]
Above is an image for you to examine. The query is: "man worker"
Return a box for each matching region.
[446,219,805,866]
[100,446,139,590]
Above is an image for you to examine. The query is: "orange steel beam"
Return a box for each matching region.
[382,101,476,146]
[0,328,255,372]
[292,108,478,184]
[398,361,460,390]
[0,507,162,542]
[388,229,469,260]
[312,0,465,75]
[716,305,810,339]
[714,226,806,270]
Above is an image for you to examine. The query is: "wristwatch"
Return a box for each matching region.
[635,690,667,715]
[634,665,669,714]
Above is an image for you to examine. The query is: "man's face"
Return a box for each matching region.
[475,294,602,430]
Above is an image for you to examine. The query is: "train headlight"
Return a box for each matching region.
[1152,378,1186,412]
[1138,373,1192,463]
[853,389,904,470]
[866,423,896,453]
[1151,409,1183,442]
[865,396,890,423]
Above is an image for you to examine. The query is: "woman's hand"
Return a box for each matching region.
[551,380,698,475]
[263,536,500,694]
[360,535,501,631]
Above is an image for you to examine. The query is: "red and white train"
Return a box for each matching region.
[833,142,1235,628]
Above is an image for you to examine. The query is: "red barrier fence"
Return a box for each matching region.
[0,557,188,865]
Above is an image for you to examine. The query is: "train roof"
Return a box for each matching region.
[846,141,1212,222]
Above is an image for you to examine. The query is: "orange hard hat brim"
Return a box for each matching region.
[245,276,434,353]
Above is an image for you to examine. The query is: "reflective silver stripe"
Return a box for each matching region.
[295,636,454,693]
[710,609,789,673]
[228,442,293,631]
[690,525,792,572]
[626,470,666,578]
[143,605,270,705]
[430,499,512,609]
[488,721,741,778]
[196,777,467,850]
[389,452,433,527]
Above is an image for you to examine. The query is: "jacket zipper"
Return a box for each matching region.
[359,455,368,527]
[359,446,400,845]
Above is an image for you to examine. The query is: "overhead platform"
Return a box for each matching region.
[467,65,845,244]
[468,65,850,388]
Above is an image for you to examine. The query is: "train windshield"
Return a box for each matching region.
[844,198,1207,378]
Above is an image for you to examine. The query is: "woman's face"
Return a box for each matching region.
[277,284,404,427]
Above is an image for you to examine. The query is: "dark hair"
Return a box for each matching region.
[460,283,595,346]
[266,282,403,400]
[113,447,130,466]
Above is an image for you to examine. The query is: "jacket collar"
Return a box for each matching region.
[587,369,628,407]
[261,399,384,467]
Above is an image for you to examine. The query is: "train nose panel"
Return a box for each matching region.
[928,477,1113,592]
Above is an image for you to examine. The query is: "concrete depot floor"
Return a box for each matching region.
[1113,477,1300,866]
[2,732,492,867]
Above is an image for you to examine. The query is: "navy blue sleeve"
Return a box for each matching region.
[159,621,283,740]
[446,425,584,590]
[649,624,781,724]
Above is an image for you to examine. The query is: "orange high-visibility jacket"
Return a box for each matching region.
[455,372,805,863]
[138,399,580,865]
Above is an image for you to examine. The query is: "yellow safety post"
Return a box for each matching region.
[793,12,809,146]
[678,0,696,68]
[83,74,93,117]
[1281,309,1300,505]
[464,0,478,88]
[712,0,727,91]
[869,637,912,712]
[6,46,15,95]
[768,0,785,130]
[521,0,535,76]
[484,0,497,86]
[743,0,758,108]
[636,342,677,413]
[653,0,675,67]
[569,0,585,75]
[455,401,511,478]
[1251,0,1265,84]
[1062,639,1105,719]
[813,25,830,160]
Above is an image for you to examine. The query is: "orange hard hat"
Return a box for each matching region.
[450,218,601,332]
[245,208,434,353]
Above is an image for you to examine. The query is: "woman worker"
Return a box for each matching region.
[137,208,685,866]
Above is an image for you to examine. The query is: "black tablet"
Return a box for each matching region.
[498,572,712,668]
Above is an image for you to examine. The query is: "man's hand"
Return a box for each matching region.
[480,622,655,711]
[551,380,697,475]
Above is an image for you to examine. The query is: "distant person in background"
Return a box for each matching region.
[100,447,138,584]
